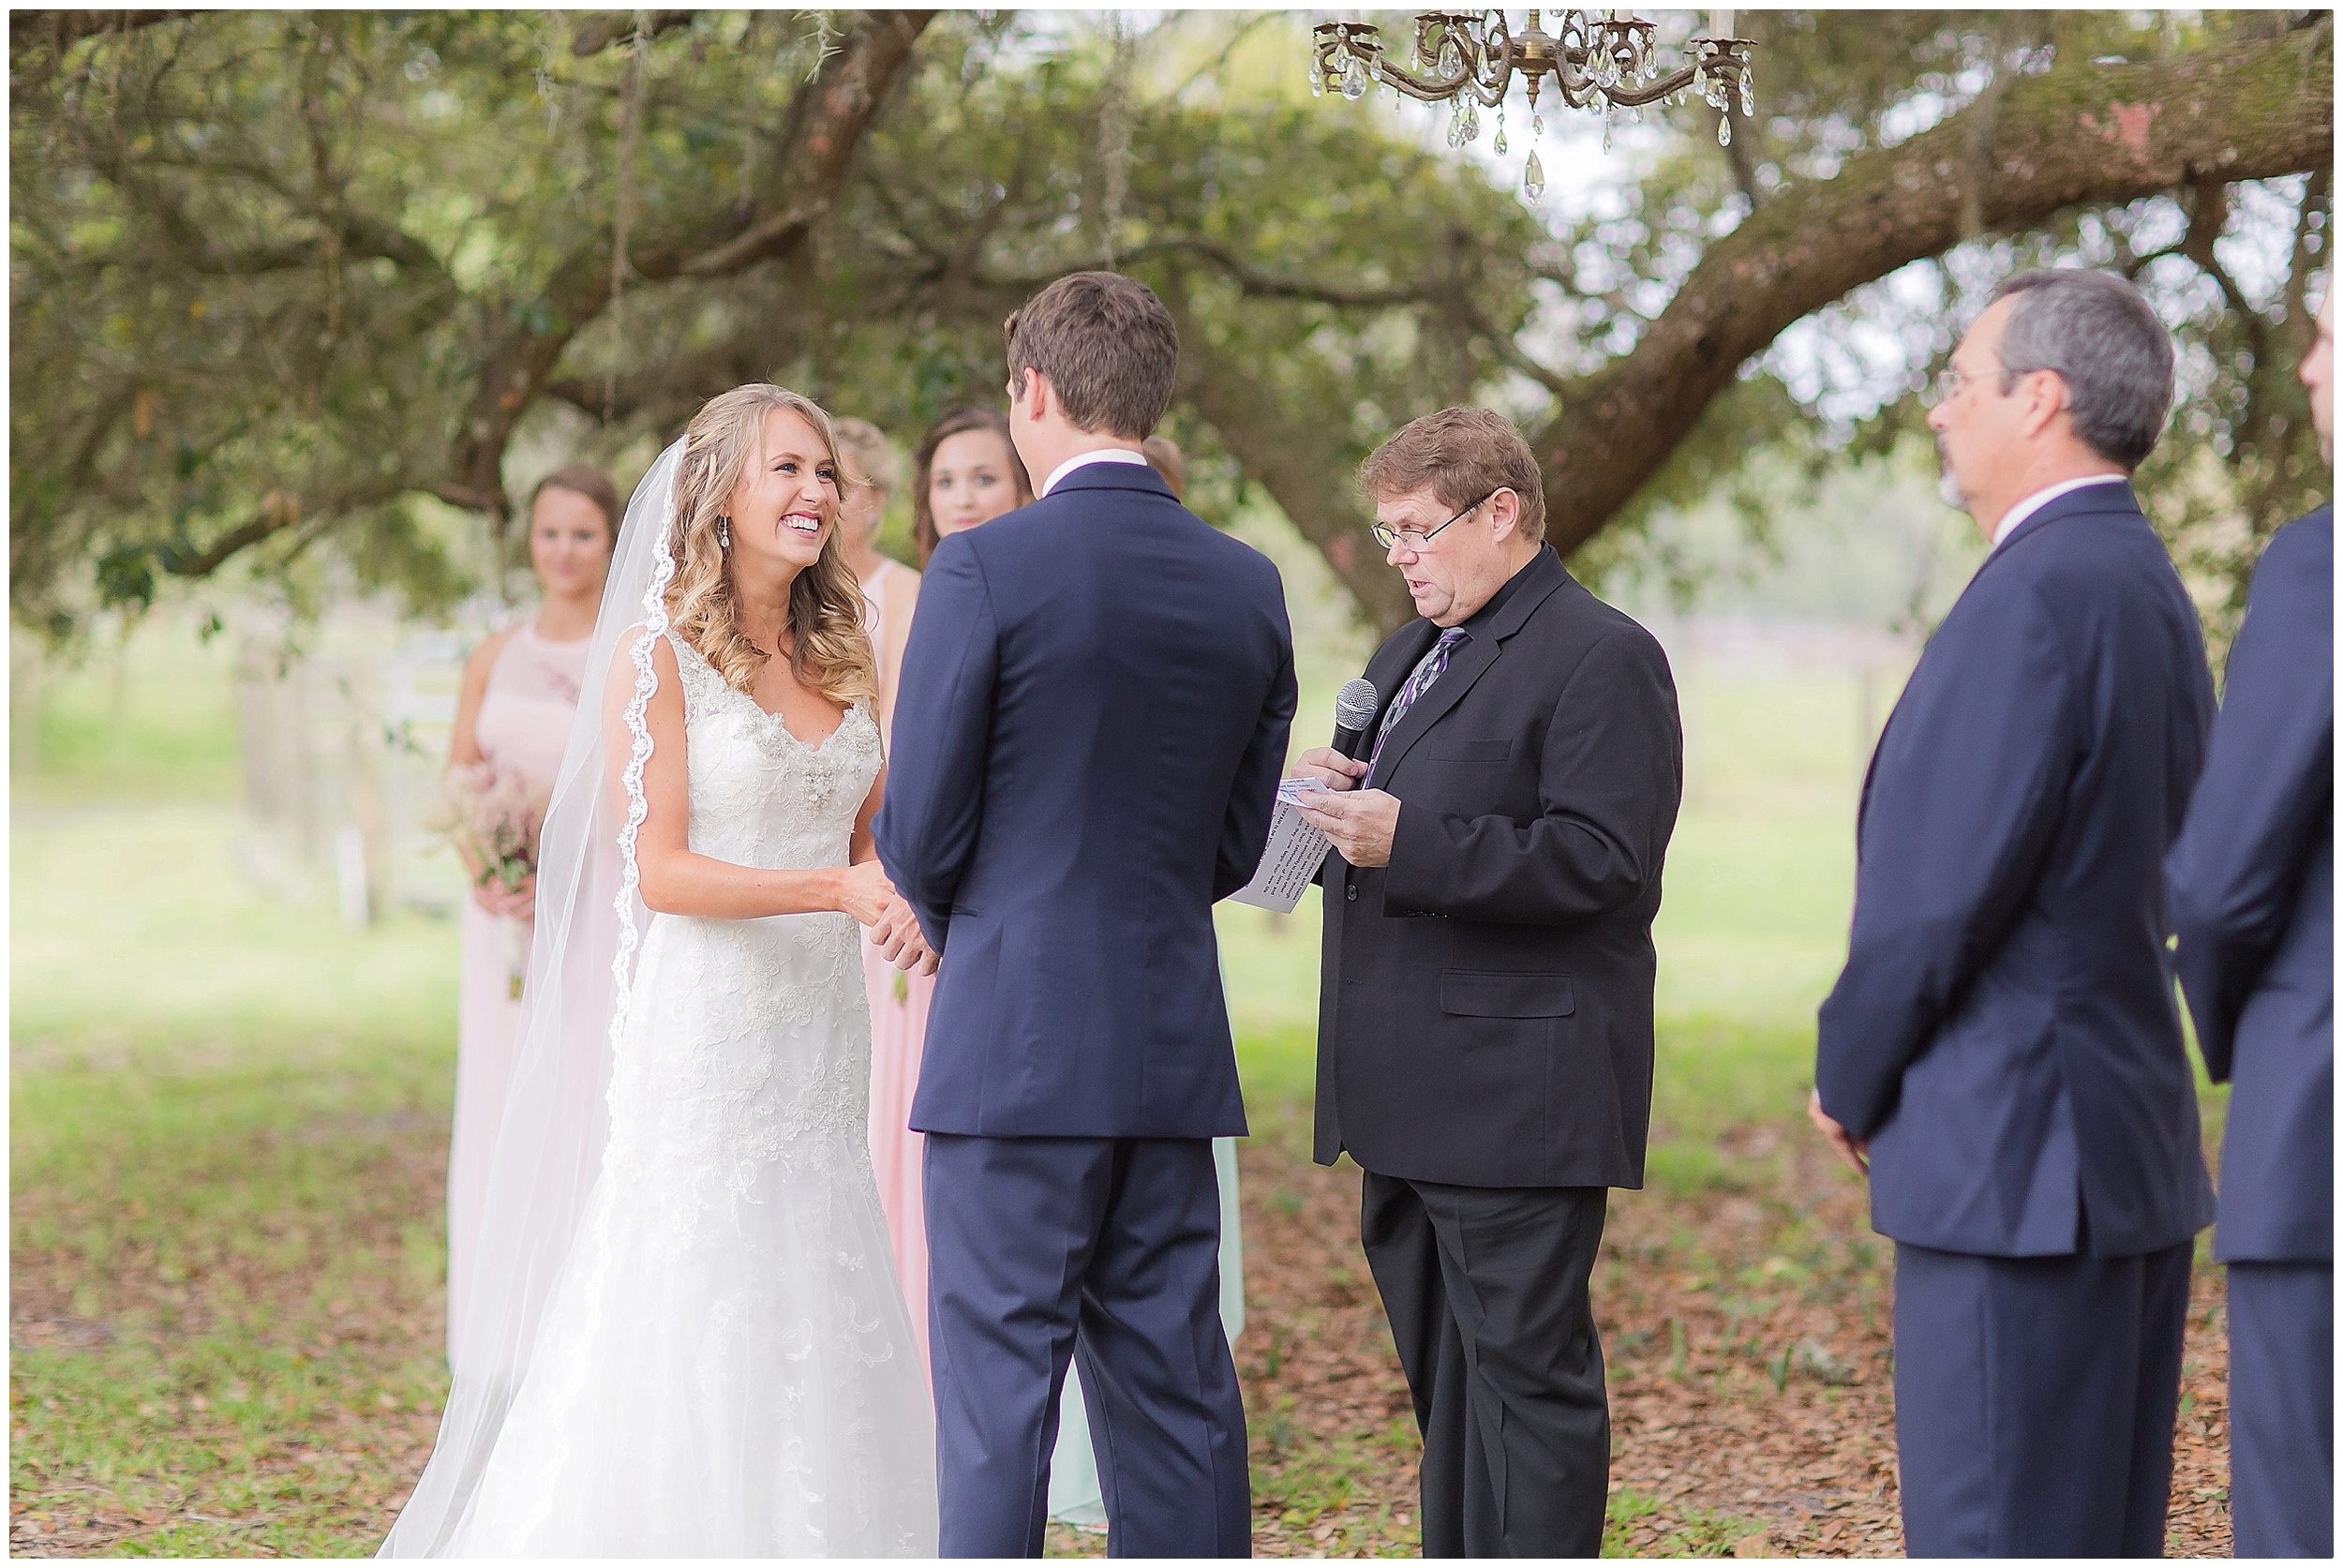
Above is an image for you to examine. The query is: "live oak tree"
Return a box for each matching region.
[9,9,2331,640]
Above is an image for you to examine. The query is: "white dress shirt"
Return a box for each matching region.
[1039,446,1151,499]
[1990,473,2128,551]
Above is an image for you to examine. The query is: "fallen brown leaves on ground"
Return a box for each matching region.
[1222,1102,2235,1559]
[17,1098,2235,1559]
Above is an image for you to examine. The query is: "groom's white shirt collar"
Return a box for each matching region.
[1039,447,1151,499]
[1990,472,2127,551]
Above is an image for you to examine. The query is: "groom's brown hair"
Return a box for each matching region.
[1003,272,1179,441]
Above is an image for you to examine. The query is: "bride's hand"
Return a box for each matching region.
[837,859,898,926]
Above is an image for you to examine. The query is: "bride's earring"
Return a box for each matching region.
[716,517,731,550]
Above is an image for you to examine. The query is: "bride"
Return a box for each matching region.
[381,385,941,1556]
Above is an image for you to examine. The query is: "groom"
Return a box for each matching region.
[876,271,1296,1558]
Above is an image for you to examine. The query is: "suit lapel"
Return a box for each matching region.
[1373,633,1500,785]
[1370,552,1570,788]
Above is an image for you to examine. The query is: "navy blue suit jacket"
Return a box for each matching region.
[1816,482,2216,1258]
[874,462,1296,1139]
[2168,506,2333,1263]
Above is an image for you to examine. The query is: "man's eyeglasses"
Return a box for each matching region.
[1931,361,2025,406]
[1931,365,1977,405]
[1370,489,1498,551]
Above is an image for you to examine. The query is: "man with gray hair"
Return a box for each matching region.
[1809,269,2216,1554]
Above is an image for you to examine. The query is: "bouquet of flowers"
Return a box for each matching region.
[431,762,554,999]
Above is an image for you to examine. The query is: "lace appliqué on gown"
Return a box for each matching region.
[453,635,936,1558]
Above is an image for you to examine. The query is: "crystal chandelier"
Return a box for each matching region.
[1310,9,1756,202]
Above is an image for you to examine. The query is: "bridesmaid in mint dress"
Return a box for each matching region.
[441,466,616,1370]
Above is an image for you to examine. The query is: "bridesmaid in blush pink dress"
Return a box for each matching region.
[854,409,1032,1374]
[442,465,617,1369]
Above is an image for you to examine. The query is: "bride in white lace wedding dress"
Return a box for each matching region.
[383,387,939,1558]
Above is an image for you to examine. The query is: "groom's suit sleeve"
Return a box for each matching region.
[873,535,999,952]
[1215,609,1297,901]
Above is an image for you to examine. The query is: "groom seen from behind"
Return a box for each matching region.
[875,272,1297,1558]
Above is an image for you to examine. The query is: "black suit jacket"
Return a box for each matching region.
[1313,546,1683,1188]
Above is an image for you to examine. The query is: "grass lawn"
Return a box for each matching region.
[11,624,2235,1557]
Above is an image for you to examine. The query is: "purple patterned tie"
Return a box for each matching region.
[1366,629,1469,787]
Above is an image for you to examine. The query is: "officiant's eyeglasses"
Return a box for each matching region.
[1371,489,1499,551]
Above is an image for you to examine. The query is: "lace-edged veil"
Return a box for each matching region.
[380,439,685,1556]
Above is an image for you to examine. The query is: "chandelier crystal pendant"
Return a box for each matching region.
[1309,9,1756,201]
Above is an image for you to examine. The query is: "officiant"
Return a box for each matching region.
[1291,407,1682,1558]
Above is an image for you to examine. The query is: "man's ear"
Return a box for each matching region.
[1019,368,1054,426]
[2018,369,2068,442]
[1487,486,1524,544]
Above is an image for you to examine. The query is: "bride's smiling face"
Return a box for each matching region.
[724,409,841,575]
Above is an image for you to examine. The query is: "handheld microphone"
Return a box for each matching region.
[1332,678,1379,761]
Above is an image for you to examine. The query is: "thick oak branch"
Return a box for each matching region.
[1534,24,2334,557]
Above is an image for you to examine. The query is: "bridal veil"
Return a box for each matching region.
[381,439,684,1555]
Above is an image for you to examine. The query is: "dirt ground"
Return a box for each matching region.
[13,1103,2236,1559]
[1217,1104,2235,1559]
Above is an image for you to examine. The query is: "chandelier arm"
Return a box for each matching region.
[1544,58,1601,110]
[1464,60,1513,108]
[1599,62,1704,109]
[1545,37,1599,100]
[1475,9,1513,101]
[1368,57,1481,102]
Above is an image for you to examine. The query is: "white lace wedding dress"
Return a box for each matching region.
[451,635,939,1556]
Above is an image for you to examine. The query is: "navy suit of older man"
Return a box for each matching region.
[2166,291,2336,1562]
[1812,271,2215,1557]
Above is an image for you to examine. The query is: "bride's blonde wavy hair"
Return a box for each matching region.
[665,384,875,710]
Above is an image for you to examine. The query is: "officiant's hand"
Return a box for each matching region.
[1807,1089,1870,1179]
[1293,747,1368,793]
[1293,786,1400,869]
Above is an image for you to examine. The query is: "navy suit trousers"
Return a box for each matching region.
[1892,1240,2190,1556]
[2228,1261,2334,1557]
[923,1133,1249,1559]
